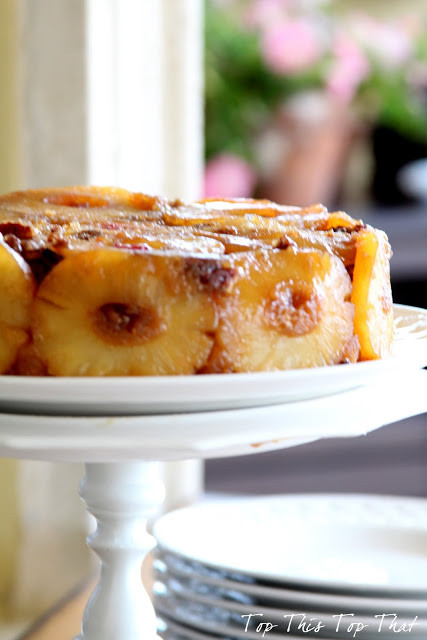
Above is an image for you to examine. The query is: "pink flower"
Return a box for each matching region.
[203,154,257,198]
[244,0,288,28]
[261,19,321,75]
[326,36,370,103]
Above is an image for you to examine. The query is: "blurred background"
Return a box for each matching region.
[203,0,427,210]
[0,0,426,633]
[203,0,427,497]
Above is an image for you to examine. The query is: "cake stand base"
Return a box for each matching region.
[74,462,164,640]
[0,368,426,639]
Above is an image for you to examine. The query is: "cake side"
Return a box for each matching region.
[0,186,393,376]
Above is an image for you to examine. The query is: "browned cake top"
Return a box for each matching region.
[0,185,367,270]
[0,186,393,376]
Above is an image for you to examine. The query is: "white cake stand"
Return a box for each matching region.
[0,305,426,640]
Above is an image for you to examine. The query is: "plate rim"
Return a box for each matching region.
[1,303,425,383]
[153,493,427,595]
[154,553,427,612]
[0,304,426,416]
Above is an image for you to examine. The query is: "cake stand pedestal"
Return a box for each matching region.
[75,462,164,640]
[0,370,426,640]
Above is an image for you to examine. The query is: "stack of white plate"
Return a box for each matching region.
[152,494,427,640]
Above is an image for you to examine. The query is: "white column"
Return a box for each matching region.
[75,463,165,640]
[16,0,88,187]
[159,0,205,509]
[86,0,165,191]
[162,0,204,200]
[0,4,205,607]
[86,0,204,198]
[8,0,205,198]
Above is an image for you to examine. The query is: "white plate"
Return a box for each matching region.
[153,494,427,596]
[0,373,426,462]
[157,613,337,640]
[0,304,426,416]
[154,575,427,637]
[155,591,426,640]
[154,555,427,614]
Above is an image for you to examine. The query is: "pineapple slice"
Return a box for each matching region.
[0,238,35,373]
[197,197,303,218]
[206,247,355,372]
[0,185,393,375]
[57,223,226,257]
[0,187,167,240]
[275,228,359,268]
[198,198,327,219]
[351,228,393,359]
[164,203,330,238]
[32,249,225,375]
[323,210,362,231]
[0,185,166,214]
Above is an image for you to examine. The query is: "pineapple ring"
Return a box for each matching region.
[196,197,301,218]
[0,238,35,373]
[0,185,164,212]
[32,249,219,376]
[351,229,393,360]
[208,248,355,372]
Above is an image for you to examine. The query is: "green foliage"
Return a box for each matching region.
[368,72,427,142]
[205,3,324,162]
[204,0,427,164]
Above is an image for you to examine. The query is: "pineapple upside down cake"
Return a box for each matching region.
[0,186,393,376]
